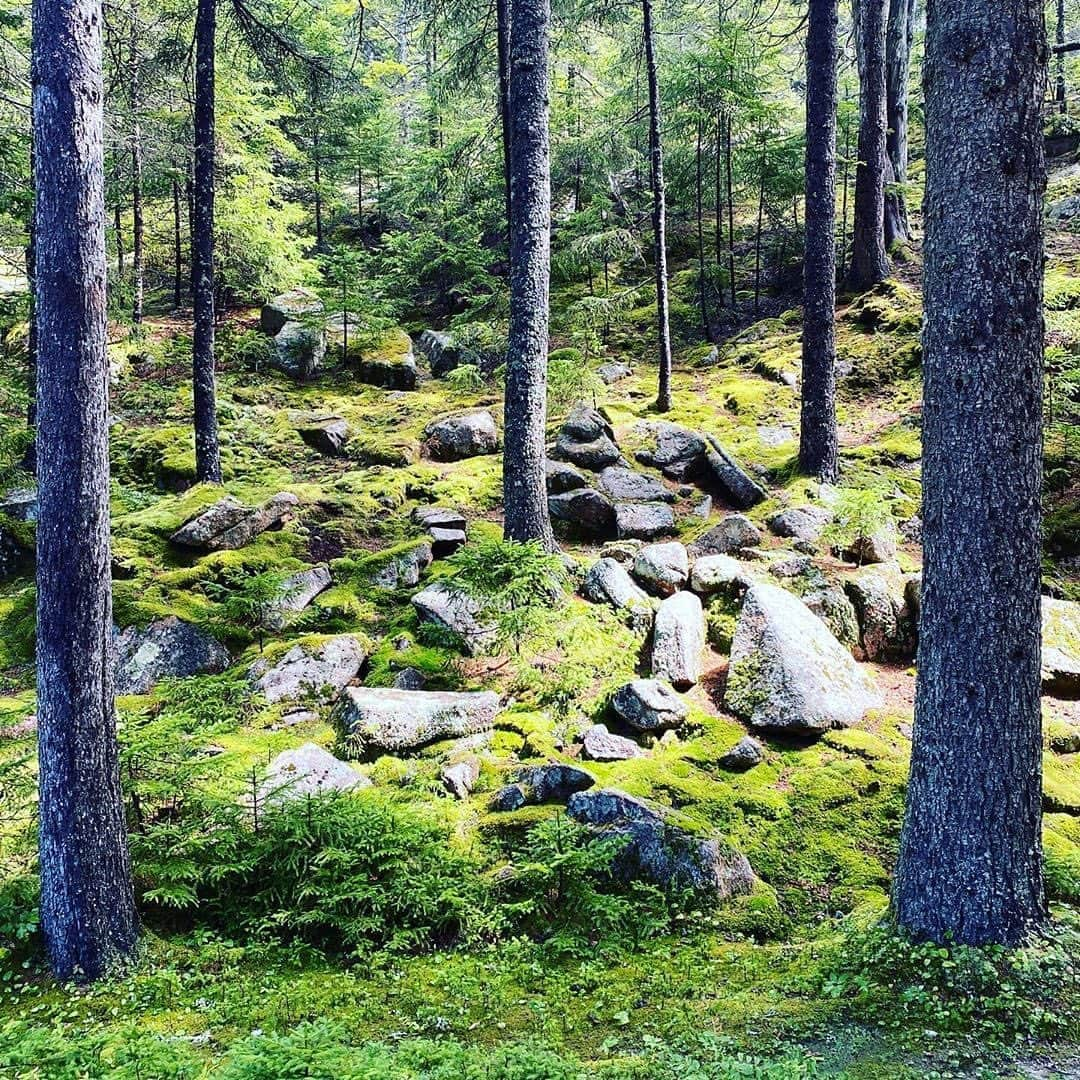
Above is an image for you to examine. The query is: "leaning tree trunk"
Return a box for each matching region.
[799,0,839,483]
[884,0,912,246]
[847,0,889,288]
[32,0,139,981]
[503,0,556,551]
[192,0,222,483]
[893,0,1047,946]
[496,0,513,240]
[643,0,673,412]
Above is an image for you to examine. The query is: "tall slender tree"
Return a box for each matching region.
[496,0,513,239]
[847,0,889,288]
[799,0,839,482]
[883,0,912,245]
[129,0,144,325]
[192,0,222,482]
[894,0,1047,945]
[643,0,672,411]
[33,0,139,980]
[1055,0,1067,113]
[503,0,556,550]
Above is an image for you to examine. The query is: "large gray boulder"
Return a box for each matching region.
[115,616,231,695]
[250,636,366,705]
[598,466,673,503]
[334,686,501,757]
[423,411,498,461]
[610,678,687,731]
[169,492,298,552]
[844,563,917,661]
[548,488,616,538]
[632,541,689,597]
[269,321,326,381]
[582,558,654,630]
[260,287,324,336]
[689,554,753,598]
[416,329,462,376]
[767,505,831,545]
[1043,597,1080,697]
[688,514,762,557]
[615,502,675,541]
[259,742,370,804]
[651,592,705,689]
[356,334,419,390]
[264,565,332,630]
[552,404,621,470]
[566,788,756,900]
[545,460,588,494]
[411,584,495,654]
[726,583,882,731]
[634,422,708,481]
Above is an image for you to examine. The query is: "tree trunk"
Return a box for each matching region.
[726,111,736,306]
[496,0,513,241]
[754,134,765,313]
[643,0,672,412]
[172,175,183,308]
[893,0,1047,946]
[695,67,709,339]
[799,0,839,483]
[1056,0,1067,112]
[313,120,324,251]
[192,0,222,483]
[847,0,889,288]
[114,201,124,283]
[130,0,143,324]
[32,0,138,981]
[503,0,556,551]
[884,0,912,245]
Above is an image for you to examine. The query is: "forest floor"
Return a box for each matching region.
[0,189,1078,1077]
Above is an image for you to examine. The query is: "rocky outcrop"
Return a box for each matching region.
[552,403,620,470]
[726,583,882,731]
[169,492,298,552]
[250,636,366,705]
[423,411,498,461]
[297,416,350,456]
[114,616,231,695]
[632,541,689,597]
[259,742,370,804]
[0,488,37,522]
[335,686,501,757]
[566,788,756,899]
[548,488,616,538]
[651,592,705,689]
[610,678,688,731]
[598,361,632,384]
[411,584,495,655]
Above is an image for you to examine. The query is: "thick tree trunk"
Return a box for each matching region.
[894,0,1047,946]
[32,0,138,981]
[130,0,143,324]
[643,0,672,412]
[503,0,556,550]
[192,0,222,483]
[496,0,513,240]
[847,0,889,288]
[799,0,839,482]
[884,0,912,245]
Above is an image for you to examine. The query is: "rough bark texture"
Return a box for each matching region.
[643,0,673,411]
[32,0,138,980]
[192,0,222,482]
[884,0,912,245]
[172,174,182,308]
[503,0,556,551]
[1056,0,1067,112]
[129,0,143,324]
[848,0,889,288]
[894,0,1047,945]
[496,0,513,240]
[799,0,839,482]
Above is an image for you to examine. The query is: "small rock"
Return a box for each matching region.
[250,635,366,705]
[581,557,654,630]
[845,522,899,565]
[429,527,466,558]
[688,514,762,557]
[259,742,369,804]
[651,592,705,690]
[689,554,753,597]
[517,763,595,803]
[412,506,468,531]
[548,488,616,538]
[615,502,676,540]
[598,466,673,503]
[357,339,419,390]
[411,584,495,655]
[490,784,528,812]
[441,756,481,799]
[170,492,298,552]
[582,723,643,761]
[597,361,632,384]
[692,495,713,520]
[599,540,642,563]
[373,543,434,589]
[545,459,588,494]
[718,736,764,772]
[634,422,708,481]
[423,410,498,461]
[610,678,688,731]
[768,555,814,580]
[632,541,689,597]
[767,506,831,545]
[552,403,621,470]
[264,565,332,630]
[391,667,427,690]
[115,616,231,696]
[803,585,860,648]
[297,416,350,456]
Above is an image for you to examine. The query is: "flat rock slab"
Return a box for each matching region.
[599,466,673,503]
[651,592,705,690]
[259,742,369,804]
[0,488,37,522]
[567,787,755,899]
[582,723,643,761]
[170,492,298,552]
[1043,597,1080,698]
[411,584,495,655]
[615,502,676,541]
[250,636,367,705]
[264,565,332,630]
[335,686,501,757]
[115,616,231,695]
[726,583,882,731]
[412,506,467,532]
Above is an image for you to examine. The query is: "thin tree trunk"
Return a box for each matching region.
[696,66,709,339]
[192,0,222,482]
[894,0,1046,946]
[313,121,324,251]
[726,111,736,306]
[496,0,513,241]
[800,0,839,482]
[847,0,889,288]
[503,0,556,551]
[172,175,183,308]
[884,0,912,245]
[130,0,143,324]
[754,134,765,313]
[714,112,724,306]
[1056,0,1067,112]
[643,0,672,412]
[114,202,124,283]
[32,0,138,981]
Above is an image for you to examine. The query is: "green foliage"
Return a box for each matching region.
[445,538,568,656]
[547,349,603,413]
[822,489,893,564]
[201,569,299,650]
[443,363,485,394]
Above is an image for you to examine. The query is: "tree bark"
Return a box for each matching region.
[894,0,1047,946]
[32,0,138,981]
[695,66,709,339]
[192,0,222,483]
[800,0,839,483]
[1056,0,1067,112]
[129,0,143,325]
[884,0,912,245]
[847,0,889,288]
[496,0,513,241]
[643,0,672,411]
[172,175,183,308]
[503,0,556,551]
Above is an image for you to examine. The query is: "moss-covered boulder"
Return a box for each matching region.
[1043,597,1080,697]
